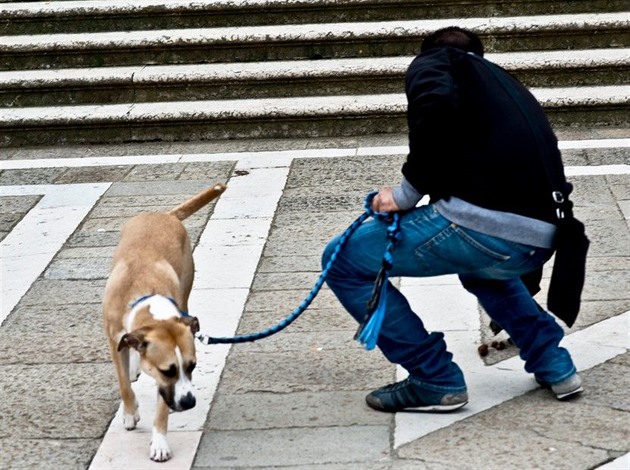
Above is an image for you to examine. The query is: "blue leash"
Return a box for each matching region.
[196,192,401,350]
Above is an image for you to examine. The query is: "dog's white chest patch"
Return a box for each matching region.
[125,295,179,332]
[146,296,179,320]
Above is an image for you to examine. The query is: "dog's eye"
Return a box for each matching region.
[160,365,177,378]
[186,362,196,374]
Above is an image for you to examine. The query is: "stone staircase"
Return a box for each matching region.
[0,0,628,147]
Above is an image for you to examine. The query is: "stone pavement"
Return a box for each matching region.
[0,129,629,470]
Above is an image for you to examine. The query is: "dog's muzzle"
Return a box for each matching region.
[160,387,196,411]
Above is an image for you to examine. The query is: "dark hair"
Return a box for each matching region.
[421,26,484,57]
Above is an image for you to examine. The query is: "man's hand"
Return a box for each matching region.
[371,187,400,213]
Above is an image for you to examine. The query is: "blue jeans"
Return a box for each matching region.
[322,204,576,392]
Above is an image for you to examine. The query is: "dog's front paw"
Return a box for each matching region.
[150,429,171,462]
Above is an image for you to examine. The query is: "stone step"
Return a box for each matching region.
[1,13,628,71]
[2,49,628,108]
[1,86,628,147]
[2,0,627,35]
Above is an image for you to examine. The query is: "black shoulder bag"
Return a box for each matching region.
[546,184,590,327]
[475,55,590,327]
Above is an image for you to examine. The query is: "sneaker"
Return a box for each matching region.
[537,373,583,400]
[366,377,468,412]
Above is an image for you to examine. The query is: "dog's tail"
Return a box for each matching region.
[169,183,227,221]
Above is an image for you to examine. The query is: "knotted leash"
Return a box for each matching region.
[354,209,401,350]
[195,191,401,350]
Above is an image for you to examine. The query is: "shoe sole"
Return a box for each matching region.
[555,386,584,400]
[401,400,468,412]
[369,400,468,413]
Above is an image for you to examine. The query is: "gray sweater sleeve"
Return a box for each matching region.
[391,176,423,210]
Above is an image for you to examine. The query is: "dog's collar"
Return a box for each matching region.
[130,295,190,317]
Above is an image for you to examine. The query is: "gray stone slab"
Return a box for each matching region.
[609,174,630,199]
[44,256,110,280]
[267,219,354,243]
[228,330,360,354]
[610,351,630,367]
[262,237,329,257]
[2,303,103,334]
[580,359,630,411]
[193,425,391,468]
[273,210,360,232]
[18,279,106,306]
[583,219,630,257]
[219,346,393,394]
[573,175,620,207]
[239,462,454,470]
[0,194,41,213]
[559,148,591,166]
[53,165,131,184]
[251,271,322,291]
[105,180,219,197]
[581,267,630,301]
[277,189,372,213]
[79,209,209,233]
[77,217,127,233]
[245,287,342,312]
[0,168,64,185]
[238,307,355,333]
[584,146,630,165]
[286,155,404,190]
[54,246,114,260]
[562,147,630,166]
[568,299,630,332]
[585,255,630,272]
[66,230,121,247]
[206,390,390,431]
[0,330,110,364]
[97,193,209,208]
[178,161,235,181]
[0,211,24,230]
[122,162,187,181]
[257,254,322,273]
[399,422,610,469]
[89,204,173,218]
[0,364,118,439]
[398,391,626,468]
[0,438,101,470]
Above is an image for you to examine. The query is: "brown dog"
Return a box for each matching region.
[102,183,226,462]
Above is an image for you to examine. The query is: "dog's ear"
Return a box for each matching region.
[179,316,200,335]
[117,330,150,353]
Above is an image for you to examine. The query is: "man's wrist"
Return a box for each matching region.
[392,177,423,210]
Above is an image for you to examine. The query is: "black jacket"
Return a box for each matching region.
[402,46,567,224]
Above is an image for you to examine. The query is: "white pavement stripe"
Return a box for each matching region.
[0,139,628,170]
[88,164,291,468]
[0,183,110,323]
[597,453,630,469]
[565,165,630,176]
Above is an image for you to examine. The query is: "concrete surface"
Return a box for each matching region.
[0,130,628,469]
